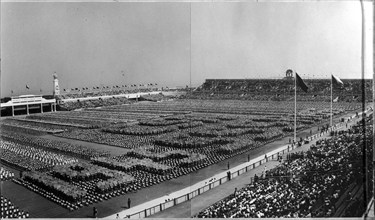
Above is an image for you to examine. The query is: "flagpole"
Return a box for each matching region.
[359,0,367,210]
[294,72,297,143]
[330,74,333,127]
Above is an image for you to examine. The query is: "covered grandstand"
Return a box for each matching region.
[1,95,57,117]
[188,78,373,102]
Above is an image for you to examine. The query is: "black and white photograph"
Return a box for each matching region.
[0,0,374,218]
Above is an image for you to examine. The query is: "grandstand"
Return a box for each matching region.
[188,78,373,102]
[0,95,57,117]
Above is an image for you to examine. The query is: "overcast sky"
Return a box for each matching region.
[1,2,373,97]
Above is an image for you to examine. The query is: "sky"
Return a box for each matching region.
[1,1,373,97]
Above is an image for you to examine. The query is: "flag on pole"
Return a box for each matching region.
[332,74,344,87]
[26,85,30,89]
[296,73,309,92]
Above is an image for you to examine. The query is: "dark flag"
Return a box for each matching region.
[11,90,13,94]
[296,73,309,92]
[26,85,30,89]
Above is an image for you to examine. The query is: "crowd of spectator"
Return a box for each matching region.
[59,97,135,111]
[188,79,373,102]
[58,93,176,111]
[58,86,157,100]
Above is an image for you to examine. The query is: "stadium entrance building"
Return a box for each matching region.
[0,95,57,116]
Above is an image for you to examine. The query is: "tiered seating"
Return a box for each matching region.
[190,79,373,102]
[1,196,29,218]
[59,86,157,100]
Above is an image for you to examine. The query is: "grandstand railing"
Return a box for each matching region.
[124,124,344,219]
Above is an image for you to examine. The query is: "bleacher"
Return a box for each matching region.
[188,78,373,102]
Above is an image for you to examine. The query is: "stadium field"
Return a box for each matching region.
[1,97,371,218]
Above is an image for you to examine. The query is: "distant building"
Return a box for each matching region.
[1,95,56,116]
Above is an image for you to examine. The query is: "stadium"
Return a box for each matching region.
[1,1,374,219]
[1,71,374,218]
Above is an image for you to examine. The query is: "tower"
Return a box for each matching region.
[53,73,60,96]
